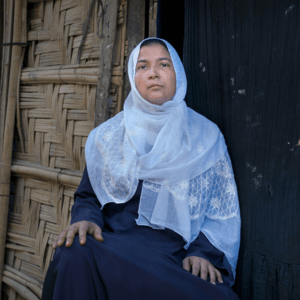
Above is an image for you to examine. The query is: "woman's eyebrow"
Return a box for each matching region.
[158,57,172,62]
[137,57,172,64]
[137,59,148,64]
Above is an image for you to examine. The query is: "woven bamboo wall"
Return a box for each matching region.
[2,0,129,299]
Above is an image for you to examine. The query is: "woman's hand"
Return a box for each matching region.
[182,256,223,285]
[52,221,104,249]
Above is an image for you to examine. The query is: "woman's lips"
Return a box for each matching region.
[148,84,162,89]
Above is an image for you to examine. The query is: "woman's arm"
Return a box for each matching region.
[183,151,239,286]
[53,167,104,249]
[71,167,104,228]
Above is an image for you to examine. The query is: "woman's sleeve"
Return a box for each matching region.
[185,231,235,286]
[71,167,104,229]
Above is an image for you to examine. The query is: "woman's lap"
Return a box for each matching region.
[42,234,238,300]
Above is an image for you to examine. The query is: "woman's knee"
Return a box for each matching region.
[51,235,92,269]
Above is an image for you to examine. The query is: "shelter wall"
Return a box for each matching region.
[1,0,155,298]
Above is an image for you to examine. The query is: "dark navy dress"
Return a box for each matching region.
[42,168,239,300]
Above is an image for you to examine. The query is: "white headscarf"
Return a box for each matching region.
[85,38,240,277]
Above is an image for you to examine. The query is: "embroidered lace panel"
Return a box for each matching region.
[143,153,239,221]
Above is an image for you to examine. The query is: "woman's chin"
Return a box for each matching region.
[145,97,170,106]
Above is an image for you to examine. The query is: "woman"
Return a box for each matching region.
[42,38,240,300]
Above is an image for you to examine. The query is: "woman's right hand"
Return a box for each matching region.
[52,221,104,249]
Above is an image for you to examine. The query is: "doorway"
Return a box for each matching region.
[156,0,185,60]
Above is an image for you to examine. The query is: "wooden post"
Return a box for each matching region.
[0,0,3,76]
[122,0,145,102]
[148,0,157,37]
[95,0,120,126]
[0,0,27,296]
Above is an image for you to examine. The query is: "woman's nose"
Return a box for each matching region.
[148,67,159,79]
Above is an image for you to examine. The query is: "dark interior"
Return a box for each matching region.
[156,1,300,299]
[156,0,185,60]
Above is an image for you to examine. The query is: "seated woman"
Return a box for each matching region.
[42,38,241,300]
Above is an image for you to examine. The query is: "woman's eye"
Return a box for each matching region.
[137,65,146,70]
[161,63,169,67]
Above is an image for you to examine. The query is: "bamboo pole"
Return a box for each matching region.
[0,0,14,163]
[20,67,123,86]
[11,164,82,187]
[21,67,99,85]
[21,67,99,77]
[3,271,42,299]
[4,264,43,298]
[2,276,39,300]
[0,0,26,295]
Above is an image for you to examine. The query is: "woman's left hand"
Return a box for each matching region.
[182,256,223,285]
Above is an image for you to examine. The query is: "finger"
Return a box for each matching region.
[78,222,89,245]
[182,258,191,272]
[200,261,208,281]
[208,264,216,285]
[65,225,79,247]
[215,269,223,283]
[55,230,68,248]
[191,260,201,276]
[52,235,60,249]
[92,225,104,242]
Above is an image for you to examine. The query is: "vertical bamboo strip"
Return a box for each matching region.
[0,0,27,296]
[77,0,96,64]
[16,48,26,153]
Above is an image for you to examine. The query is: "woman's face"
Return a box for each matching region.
[135,43,176,105]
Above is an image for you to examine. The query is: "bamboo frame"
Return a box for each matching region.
[0,0,27,296]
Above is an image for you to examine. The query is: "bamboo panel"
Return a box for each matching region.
[2,0,131,298]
